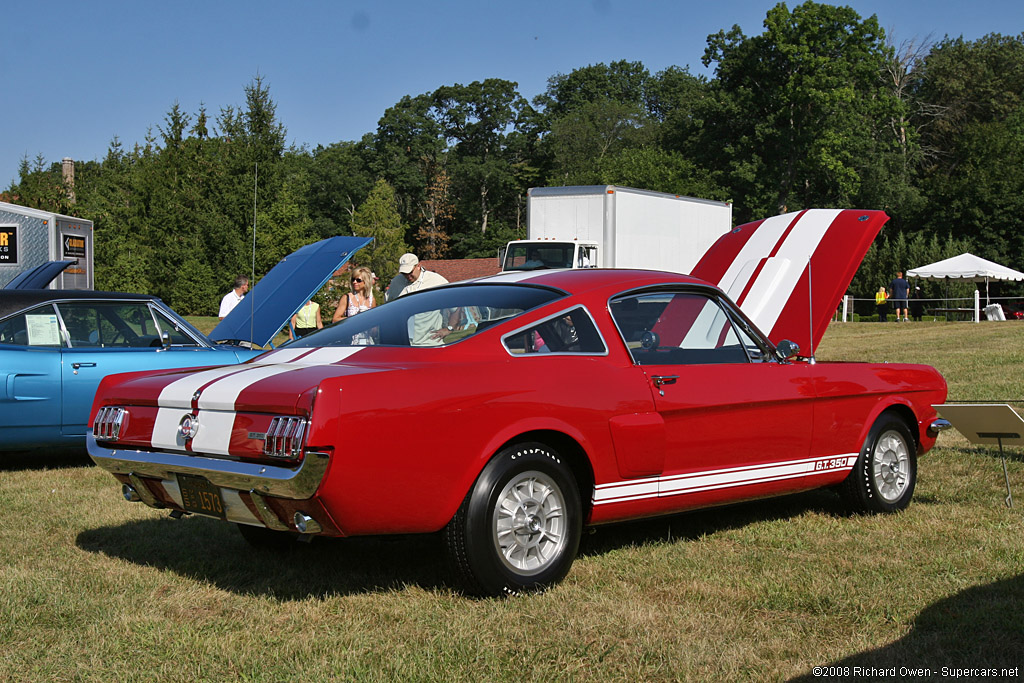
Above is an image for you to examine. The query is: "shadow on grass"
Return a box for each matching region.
[0,448,92,472]
[789,573,1024,680]
[76,515,451,599]
[579,487,853,557]
[75,487,867,599]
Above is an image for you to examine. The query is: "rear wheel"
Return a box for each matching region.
[444,442,582,596]
[842,414,917,513]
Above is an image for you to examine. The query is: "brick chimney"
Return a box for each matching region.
[62,157,76,204]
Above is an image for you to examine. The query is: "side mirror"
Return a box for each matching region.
[775,339,800,361]
[160,330,171,349]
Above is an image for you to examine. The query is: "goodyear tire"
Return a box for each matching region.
[842,413,917,513]
[444,442,582,597]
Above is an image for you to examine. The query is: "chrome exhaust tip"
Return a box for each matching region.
[122,484,141,502]
[293,512,322,534]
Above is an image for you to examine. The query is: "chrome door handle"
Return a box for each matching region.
[651,375,679,396]
[72,362,97,374]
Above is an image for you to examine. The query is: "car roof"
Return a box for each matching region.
[468,268,709,295]
[0,290,160,320]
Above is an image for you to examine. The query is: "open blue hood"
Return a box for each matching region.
[209,236,373,348]
[4,260,76,289]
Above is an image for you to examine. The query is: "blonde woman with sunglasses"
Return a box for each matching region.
[333,267,375,323]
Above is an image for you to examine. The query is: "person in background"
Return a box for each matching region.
[875,286,889,322]
[890,271,910,322]
[910,286,926,322]
[290,299,322,339]
[333,266,375,323]
[218,275,249,319]
[395,253,451,346]
[396,253,448,296]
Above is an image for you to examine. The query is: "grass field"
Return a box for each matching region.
[2,321,1023,681]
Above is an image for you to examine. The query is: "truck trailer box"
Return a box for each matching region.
[0,201,94,289]
[502,186,732,274]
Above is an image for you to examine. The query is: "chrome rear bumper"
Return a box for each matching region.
[86,432,329,500]
[927,418,953,438]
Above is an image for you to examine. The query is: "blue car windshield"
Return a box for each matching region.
[287,284,565,348]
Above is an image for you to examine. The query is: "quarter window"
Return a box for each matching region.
[0,304,63,347]
[503,307,606,355]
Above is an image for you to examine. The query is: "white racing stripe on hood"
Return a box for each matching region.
[719,209,841,336]
[717,213,797,300]
[751,209,840,334]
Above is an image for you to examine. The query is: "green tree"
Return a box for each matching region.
[911,34,1024,264]
[350,180,410,283]
[594,147,728,201]
[307,140,375,238]
[697,1,901,221]
[534,61,656,186]
[371,94,445,229]
[433,79,533,241]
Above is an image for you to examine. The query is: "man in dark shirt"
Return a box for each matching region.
[890,271,910,322]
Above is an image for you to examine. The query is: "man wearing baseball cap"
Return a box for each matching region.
[392,253,452,346]
[397,253,448,296]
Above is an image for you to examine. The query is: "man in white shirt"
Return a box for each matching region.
[218,275,249,319]
[397,253,448,295]
[396,253,450,346]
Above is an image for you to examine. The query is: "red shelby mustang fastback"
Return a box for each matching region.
[88,209,949,596]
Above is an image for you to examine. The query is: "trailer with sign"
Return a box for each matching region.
[0,201,94,289]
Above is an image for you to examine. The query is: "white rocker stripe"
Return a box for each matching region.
[593,454,858,506]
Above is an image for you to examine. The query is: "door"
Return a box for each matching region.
[0,304,64,448]
[610,289,815,505]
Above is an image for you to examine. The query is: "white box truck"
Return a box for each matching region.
[501,185,732,274]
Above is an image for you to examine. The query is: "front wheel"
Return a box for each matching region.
[444,442,582,596]
[841,414,917,513]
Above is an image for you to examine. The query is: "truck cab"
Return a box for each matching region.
[501,240,599,271]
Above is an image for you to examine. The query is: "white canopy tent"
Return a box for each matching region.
[908,253,1024,306]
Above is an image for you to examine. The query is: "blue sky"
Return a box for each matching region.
[2,0,1021,190]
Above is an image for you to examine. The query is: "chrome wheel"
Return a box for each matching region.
[872,429,911,503]
[492,470,568,575]
[445,442,582,596]
[842,414,917,513]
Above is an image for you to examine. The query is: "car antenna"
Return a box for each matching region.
[250,162,258,348]
[807,256,816,365]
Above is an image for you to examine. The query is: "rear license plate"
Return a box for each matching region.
[177,474,226,519]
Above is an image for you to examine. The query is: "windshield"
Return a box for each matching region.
[287,284,565,348]
[504,243,577,270]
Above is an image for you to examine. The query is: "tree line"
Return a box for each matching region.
[5,1,1023,316]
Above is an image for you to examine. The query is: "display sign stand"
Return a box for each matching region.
[934,404,1023,508]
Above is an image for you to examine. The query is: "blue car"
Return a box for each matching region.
[0,290,262,453]
[0,235,373,455]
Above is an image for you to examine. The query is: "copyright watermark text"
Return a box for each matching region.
[810,666,1020,678]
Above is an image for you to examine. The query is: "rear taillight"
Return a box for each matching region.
[94,407,129,441]
[264,417,308,459]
